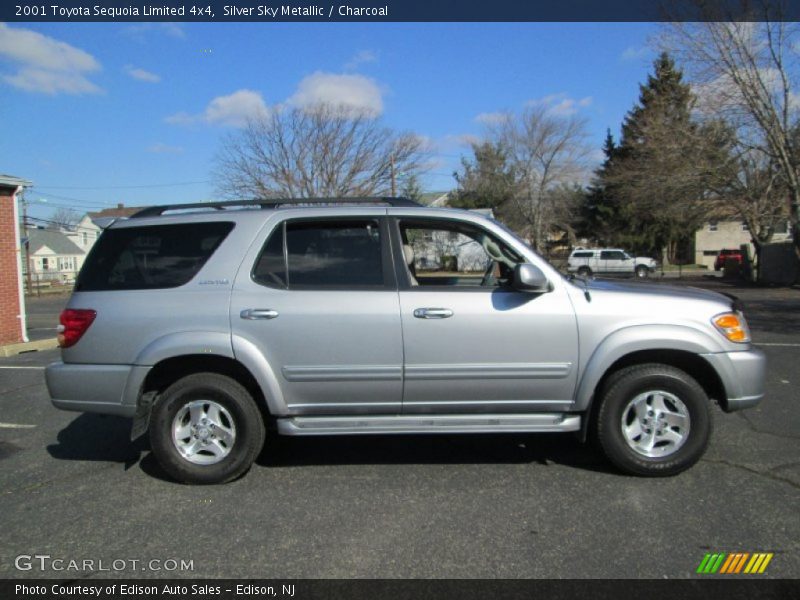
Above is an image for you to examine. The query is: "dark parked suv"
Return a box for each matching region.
[714,249,744,271]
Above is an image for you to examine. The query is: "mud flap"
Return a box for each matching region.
[130,391,157,441]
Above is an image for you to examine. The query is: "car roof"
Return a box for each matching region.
[104,202,493,230]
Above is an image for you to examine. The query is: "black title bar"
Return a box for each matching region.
[4,0,800,22]
[2,579,800,600]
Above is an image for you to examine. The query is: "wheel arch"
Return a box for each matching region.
[577,348,726,443]
[575,325,728,436]
[132,331,286,417]
[141,354,272,423]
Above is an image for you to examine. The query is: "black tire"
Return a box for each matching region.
[149,373,266,484]
[593,363,711,477]
[635,265,649,278]
[577,266,592,277]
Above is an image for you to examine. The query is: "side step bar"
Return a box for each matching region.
[277,413,580,436]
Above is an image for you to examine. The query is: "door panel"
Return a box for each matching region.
[399,288,578,413]
[232,288,403,414]
[231,215,403,415]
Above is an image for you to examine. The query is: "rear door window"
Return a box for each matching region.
[252,219,389,289]
[75,222,234,291]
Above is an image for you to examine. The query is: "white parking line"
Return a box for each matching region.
[0,422,36,429]
[755,343,800,347]
[0,366,45,369]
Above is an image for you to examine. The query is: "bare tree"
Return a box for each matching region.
[661,8,800,260]
[214,103,429,199]
[713,147,788,262]
[484,106,591,252]
[49,207,79,230]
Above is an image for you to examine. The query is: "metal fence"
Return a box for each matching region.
[22,270,78,295]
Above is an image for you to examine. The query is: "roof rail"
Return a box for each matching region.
[130,197,422,218]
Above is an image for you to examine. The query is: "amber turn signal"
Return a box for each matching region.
[712,312,750,343]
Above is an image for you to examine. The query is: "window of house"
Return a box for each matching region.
[41,257,49,271]
[709,221,718,232]
[253,219,385,289]
[82,232,88,245]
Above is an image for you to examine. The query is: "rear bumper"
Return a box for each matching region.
[700,348,766,412]
[46,362,149,418]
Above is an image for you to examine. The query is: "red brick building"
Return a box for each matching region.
[0,174,32,345]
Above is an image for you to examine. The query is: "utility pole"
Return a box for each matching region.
[390,153,396,197]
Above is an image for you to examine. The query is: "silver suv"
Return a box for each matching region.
[46,198,765,484]
[567,248,658,278]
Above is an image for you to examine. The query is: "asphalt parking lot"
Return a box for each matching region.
[0,279,798,579]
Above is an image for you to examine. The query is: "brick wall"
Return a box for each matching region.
[0,186,23,345]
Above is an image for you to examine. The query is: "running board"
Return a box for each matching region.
[277,413,580,436]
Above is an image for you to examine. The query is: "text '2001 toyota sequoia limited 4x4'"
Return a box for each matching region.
[46,198,766,484]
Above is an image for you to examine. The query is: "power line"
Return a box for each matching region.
[27,191,124,208]
[35,180,210,191]
[26,216,99,233]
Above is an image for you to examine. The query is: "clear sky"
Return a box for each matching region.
[0,21,660,221]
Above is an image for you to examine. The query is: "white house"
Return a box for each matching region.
[26,228,85,284]
[414,194,504,270]
[695,218,792,268]
[69,203,145,255]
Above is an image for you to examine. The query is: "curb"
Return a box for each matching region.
[0,338,59,357]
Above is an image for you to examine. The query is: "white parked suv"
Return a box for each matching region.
[567,248,658,278]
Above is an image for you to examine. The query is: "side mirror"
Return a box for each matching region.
[513,263,550,293]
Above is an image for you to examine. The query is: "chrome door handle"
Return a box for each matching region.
[413,308,454,319]
[240,308,279,320]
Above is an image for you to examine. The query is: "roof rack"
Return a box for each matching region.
[131,197,422,218]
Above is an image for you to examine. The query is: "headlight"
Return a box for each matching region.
[712,311,751,343]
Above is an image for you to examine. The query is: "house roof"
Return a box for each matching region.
[424,192,450,207]
[27,228,85,256]
[0,174,33,188]
[86,205,148,221]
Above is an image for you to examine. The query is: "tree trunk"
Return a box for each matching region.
[751,238,762,283]
[791,199,800,267]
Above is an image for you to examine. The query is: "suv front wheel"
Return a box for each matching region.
[593,364,711,476]
[149,373,266,484]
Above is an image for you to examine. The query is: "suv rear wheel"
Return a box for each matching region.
[149,373,266,484]
[577,266,592,277]
[593,364,711,476]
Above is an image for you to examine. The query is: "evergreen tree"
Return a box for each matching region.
[603,52,726,260]
[449,142,517,211]
[449,141,519,227]
[581,129,620,245]
[399,172,424,203]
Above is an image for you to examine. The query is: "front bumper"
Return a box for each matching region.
[700,348,766,412]
[46,362,150,418]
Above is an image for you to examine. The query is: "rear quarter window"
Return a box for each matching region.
[75,222,234,291]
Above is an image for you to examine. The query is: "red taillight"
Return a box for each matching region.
[58,309,96,348]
